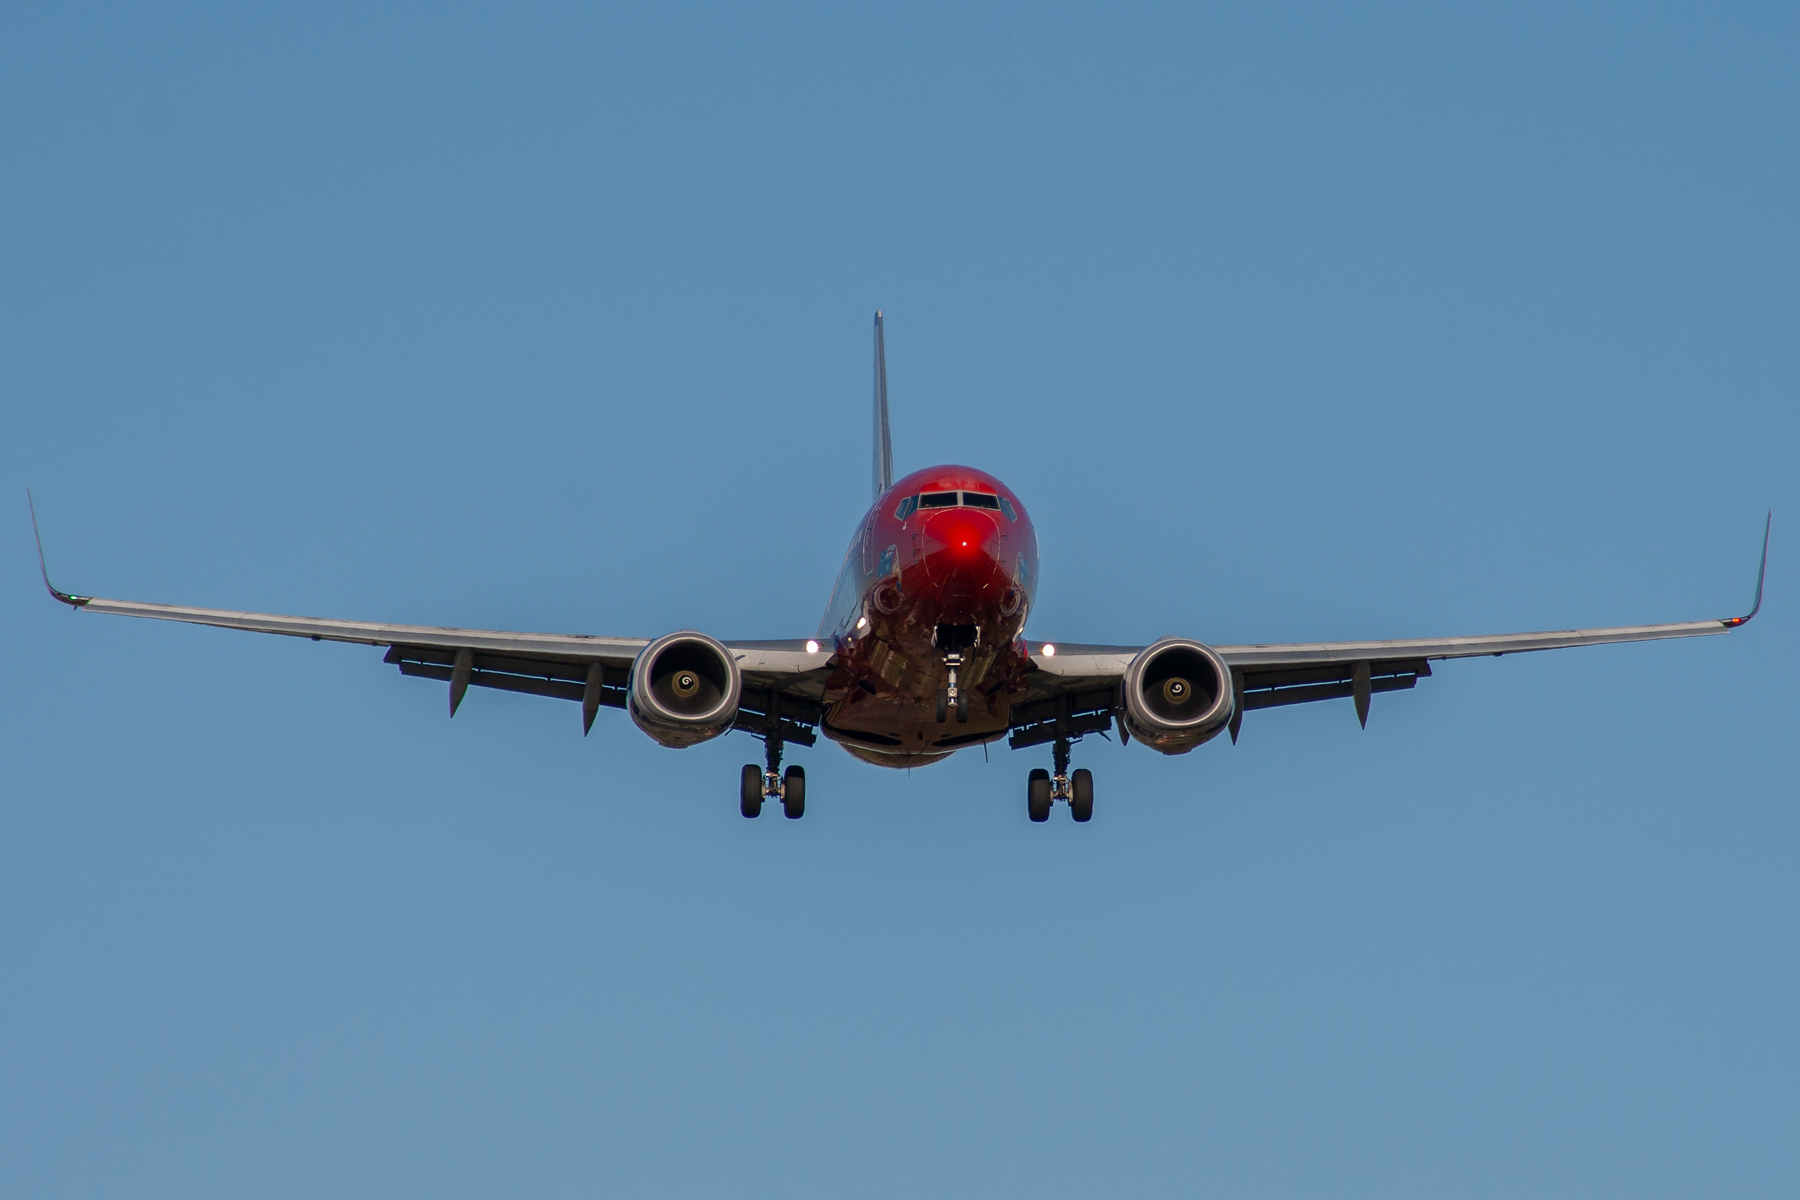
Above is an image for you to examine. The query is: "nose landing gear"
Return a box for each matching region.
[935,652,971,724]
[1025,736,1094,823]
[933,625,978,724]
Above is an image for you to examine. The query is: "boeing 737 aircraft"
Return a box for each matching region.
[33,314,1769,822]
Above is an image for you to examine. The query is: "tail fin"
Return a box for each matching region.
[873,311,893,500]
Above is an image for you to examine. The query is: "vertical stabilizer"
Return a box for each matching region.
[873,311,893,500]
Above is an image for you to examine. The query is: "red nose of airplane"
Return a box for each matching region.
[921,510,1003,581]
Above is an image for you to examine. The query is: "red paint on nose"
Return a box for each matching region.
[937,514,990,560]
[919,512,1004,600]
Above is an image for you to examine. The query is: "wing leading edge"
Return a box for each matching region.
[41,588,832,735]
[1021,513,1770,740]
[30,492,831,735]
[31,491,1768,750]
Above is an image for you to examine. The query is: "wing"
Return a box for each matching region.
[1011,515,1770,747]
[29,497,831,739]
[42,587,834,738]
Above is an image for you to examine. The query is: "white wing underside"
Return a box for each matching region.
[34,511,1768,738]
[57,593,1749,695]
[59,595,828,680]
[1030,617,1742,682]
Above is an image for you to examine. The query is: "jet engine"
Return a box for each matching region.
[1120,637,1236,754]
[628,631,743,749]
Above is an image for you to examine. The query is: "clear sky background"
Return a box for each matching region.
[3,4,1795,1196]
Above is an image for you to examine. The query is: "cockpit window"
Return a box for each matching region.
[910,490,1011,512]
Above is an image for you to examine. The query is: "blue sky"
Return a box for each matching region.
[4,3,1795,1196]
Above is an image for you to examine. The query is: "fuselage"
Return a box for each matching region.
[817,465,1040,766]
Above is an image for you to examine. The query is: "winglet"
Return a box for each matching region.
[1722,511,1770,627]
[26,489,91,608]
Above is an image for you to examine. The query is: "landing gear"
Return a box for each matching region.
[935,685,970,723]
[743,734,806,819]
[1070,768,1093,822]
[782,766,805,819]
[936,659,969,723]
[934,626,976,724]
[740,763,763,818]
[1025,737,1095,822]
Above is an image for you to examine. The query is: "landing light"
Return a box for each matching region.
[857,616,868,629]
[1042,643,1056,657]
[805,639,820,654]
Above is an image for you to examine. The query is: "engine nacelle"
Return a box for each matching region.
[1120,637,1236,755]
[628,631,742,749]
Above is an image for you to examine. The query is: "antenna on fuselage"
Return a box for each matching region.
[873,311,893,500]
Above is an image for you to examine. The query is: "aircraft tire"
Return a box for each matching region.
[935,689,948,723]
[740,764,763,818]
[1070,768,1094,822]
[782,766,806,819]
[956,689,969,722]
[1027,768,1051,822]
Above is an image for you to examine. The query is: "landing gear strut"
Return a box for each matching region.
[741,732,806,820]
[934,625,977,724]
[936,651,970,723]
[1025,735,1095,822]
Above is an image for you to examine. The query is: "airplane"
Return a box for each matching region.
[31,313,1770,823]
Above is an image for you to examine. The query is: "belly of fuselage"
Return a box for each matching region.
[824,686,1012,766]
[819,550,1025,767]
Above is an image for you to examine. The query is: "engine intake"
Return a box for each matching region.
[628,631,742,749]
[1120,637,1235,754]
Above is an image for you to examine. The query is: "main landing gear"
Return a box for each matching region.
[741,735,804,819]
[1027,736,1093,823]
